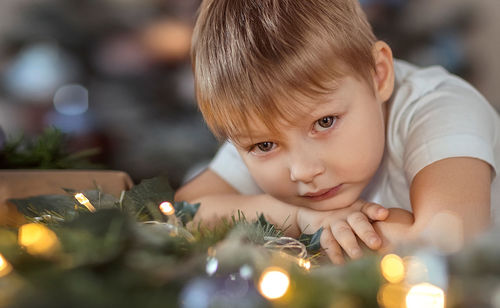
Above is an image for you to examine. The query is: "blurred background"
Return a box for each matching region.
[0,0,499,189]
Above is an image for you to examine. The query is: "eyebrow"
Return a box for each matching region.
[232,132,274,143]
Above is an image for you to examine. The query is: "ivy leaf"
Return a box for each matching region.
[173,201,200,225]
[299,227,323,253]
[122,176,174,220]
[58,209,131,267]
[8,195,76,218]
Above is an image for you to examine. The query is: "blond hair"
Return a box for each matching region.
[191,0,377,142]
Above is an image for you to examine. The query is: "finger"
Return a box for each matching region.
[347,212,382,250]
[320,228,345,265]
[360,202,389,221]
[330,221,363,260]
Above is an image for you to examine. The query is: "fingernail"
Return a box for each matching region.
[370,237,381,247]
[378,208,388,216]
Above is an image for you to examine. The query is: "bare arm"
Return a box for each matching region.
[374,157,492,252]
[174,169,301,236]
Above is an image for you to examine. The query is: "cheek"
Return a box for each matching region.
[331,109,385,177]
[246,160,292,196]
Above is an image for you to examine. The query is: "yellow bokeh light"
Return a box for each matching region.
[406,283,445,308]
[381,254,405,283]
[159,202,175,216]
[18,223,60,257]
[74,193,96,212]
[0,253,13,277]
[258,267,290,300]
[377,283,408,308]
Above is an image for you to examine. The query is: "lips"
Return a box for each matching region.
[302,184,343,201]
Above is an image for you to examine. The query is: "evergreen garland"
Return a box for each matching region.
[1,128,500,308]
[1,176,500,307]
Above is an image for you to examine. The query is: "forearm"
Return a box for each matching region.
[191,194,301,237]
[373,205,487,253]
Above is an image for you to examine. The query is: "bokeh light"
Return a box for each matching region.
[205,257,218,276]
[142,20,193,62]
[377,283,407,308]
[53,84,89,116]
[18,223,60,257]
[299,258,311,270]
[0,253,13,277]
[4,43,79,102]
[404,256,429,285]
[406,283,445,308]
[159,201,175,216]
[258,267,290,300]
[381,254,405,283]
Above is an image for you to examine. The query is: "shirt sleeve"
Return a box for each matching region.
[401,79,499,183]
[208,141,263,195]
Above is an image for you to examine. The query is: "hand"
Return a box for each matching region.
[296,199,389,265]
[372,208,415,253]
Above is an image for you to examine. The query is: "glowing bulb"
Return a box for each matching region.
[258,267,290,300]
[18,223,60,257]
[0,253,13,277]
[74,193,96,212]
[406,283,445,308]
[299,259,311,270]
[381,254,405,283]
[159,202,175,216]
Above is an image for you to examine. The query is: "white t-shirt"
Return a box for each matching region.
[209,60,500,225]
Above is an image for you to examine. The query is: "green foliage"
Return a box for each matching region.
[0,127,101,169]
[2,178,500,307]
[299,227,323,254]
[122,176,174,221]
[0,176,386,308]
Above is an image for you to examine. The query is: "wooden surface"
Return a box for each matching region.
[0,170,134,226]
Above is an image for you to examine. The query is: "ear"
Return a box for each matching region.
[372,41,395,103]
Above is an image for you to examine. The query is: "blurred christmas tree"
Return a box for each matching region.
[0,0,217,188]
[0,127,101,169]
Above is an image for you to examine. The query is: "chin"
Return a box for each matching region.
[305,200,352,211]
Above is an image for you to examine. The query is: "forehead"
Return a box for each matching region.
[230,92,336,144]
[221,75,362,145]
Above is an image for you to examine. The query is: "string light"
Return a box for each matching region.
[18,223,60,257]
[299,258,311,270]
[263,236,307,259]
[406,283,445,308]
[159,201,175,216]
[0,253,13,277]
[74,193,96,212]
[258,267,290,300]
[381,254,405,283]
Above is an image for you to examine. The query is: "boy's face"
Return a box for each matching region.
[233,75,387,211]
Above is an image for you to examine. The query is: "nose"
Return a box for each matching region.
[289,149,325,183]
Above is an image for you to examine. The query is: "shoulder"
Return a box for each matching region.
[386,60,500,183]
[389,59,498,136]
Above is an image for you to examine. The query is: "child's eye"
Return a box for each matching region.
[251,141,276,153]
[314,115,338,132]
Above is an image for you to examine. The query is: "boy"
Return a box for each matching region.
[176,0,500,264]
